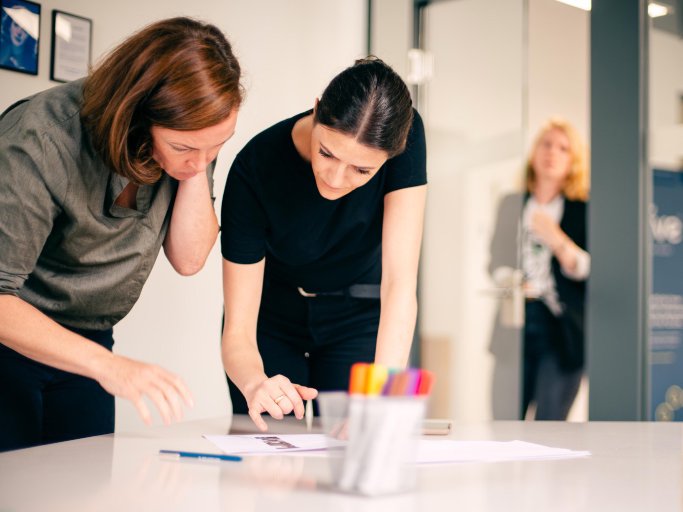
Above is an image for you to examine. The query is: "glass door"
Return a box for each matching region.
[414,0,527,421]
[371,0,590,421]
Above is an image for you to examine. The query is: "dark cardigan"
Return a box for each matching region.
[550,198,588,371]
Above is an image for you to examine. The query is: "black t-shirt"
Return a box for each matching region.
[220,109,427,291]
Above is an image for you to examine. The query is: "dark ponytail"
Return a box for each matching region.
[314,56,413,158]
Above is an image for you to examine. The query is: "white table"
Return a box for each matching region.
[0,416,681,512]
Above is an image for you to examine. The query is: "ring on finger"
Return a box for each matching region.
[274,394,286,405]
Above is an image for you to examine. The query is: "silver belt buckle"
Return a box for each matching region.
[297,286,317,298]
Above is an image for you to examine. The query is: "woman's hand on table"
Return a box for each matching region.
[244,374,318,431]
[94,353,193,425]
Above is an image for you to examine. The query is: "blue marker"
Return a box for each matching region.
[159,449,242,462]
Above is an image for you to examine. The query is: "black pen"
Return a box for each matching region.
[159,449,242,462]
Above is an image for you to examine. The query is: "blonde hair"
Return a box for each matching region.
[525,118,590,201]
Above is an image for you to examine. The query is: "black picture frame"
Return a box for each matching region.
[50,9,91,83]
[0,0,41,76]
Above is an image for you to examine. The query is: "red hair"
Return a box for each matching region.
[81,17,243,185]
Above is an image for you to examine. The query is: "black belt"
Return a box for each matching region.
[296,284,380,299]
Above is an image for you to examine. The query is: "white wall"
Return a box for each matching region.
[528,0,589,146]
[1,0,367,431]
[370,0,412,79]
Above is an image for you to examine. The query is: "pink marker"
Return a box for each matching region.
[404,368,422,395]
[417,370,435,396]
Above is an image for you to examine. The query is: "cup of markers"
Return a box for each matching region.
[317,363,435,497]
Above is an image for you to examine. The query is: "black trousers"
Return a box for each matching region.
[0,325,114,452]
[522,300,582,420]
[228,278,380,414]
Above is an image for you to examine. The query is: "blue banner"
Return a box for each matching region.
[650,169,683,421]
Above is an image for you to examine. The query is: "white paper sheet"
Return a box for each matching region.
[203,434,344,454]
[416,439,590,464]
[204,434,590,463]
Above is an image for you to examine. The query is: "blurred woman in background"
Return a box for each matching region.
[520,118,590,420]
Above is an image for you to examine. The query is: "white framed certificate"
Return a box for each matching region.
[50,9,91,83]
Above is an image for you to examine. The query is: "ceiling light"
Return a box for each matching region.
[556,0,672,17]
[648,2,671,17]
[556,0,591,11]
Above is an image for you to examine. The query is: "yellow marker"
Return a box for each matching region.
[365,364,388,395]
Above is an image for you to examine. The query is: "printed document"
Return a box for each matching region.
[204,434,590,463]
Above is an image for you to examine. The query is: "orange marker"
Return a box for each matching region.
[349,362,370,394]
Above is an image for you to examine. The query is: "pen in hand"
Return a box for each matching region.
[305,399,313,432]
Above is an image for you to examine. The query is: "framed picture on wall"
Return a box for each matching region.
[50,10,91,83]
[0,0,41,75]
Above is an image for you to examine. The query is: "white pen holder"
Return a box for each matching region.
[317,392,426,496]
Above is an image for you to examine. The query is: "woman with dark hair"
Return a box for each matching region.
[221,57,427,430]
[0,17,243,451]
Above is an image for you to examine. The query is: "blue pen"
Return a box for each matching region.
[159,449,242,462]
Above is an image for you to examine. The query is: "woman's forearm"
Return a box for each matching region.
[0,294,114,379]
[375,186,426,369]
[0,294,195,424]
[374,280,418,368]
[221,333,269,397]
[164,172,219,276]
[553,235,590,280]
[550,231,589,277]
